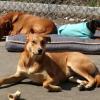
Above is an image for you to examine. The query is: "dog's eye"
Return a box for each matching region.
[32,40,37,44]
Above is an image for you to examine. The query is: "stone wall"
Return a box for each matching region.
[0,1,100,20]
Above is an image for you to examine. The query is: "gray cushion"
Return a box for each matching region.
[5,34,100,54]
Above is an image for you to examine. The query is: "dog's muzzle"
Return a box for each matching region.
[38,49,43,55]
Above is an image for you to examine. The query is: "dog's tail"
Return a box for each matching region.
[95,72,100,87]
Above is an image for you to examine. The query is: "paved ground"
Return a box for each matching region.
[0,42,100,100]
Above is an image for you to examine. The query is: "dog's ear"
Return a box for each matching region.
[26,33,34,41]
[12,13,19,23]
[39,34,51,43]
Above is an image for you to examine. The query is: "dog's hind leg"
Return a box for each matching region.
[68,76,88,85]
[20,27,29,35]
[70,66,96,90]
[0,72,26,86]
[68,76,88,90]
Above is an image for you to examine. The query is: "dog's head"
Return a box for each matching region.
[0,12,22,38]
[0,19,13,37]
[25,34,51,56]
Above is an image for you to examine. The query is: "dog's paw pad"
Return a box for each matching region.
[78,84,86,91]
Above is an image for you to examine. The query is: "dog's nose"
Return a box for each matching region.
[38,49,43,54]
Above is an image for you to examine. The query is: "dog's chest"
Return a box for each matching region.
[26,62,44,83]
[19,61,41,75]
[28,62,41,74]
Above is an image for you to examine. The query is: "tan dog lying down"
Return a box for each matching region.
[0,11,57,38]
[0,34,100,92]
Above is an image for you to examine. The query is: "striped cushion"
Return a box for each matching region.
[5,34,100,54]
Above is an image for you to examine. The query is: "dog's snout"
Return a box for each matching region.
[38,49,43,54]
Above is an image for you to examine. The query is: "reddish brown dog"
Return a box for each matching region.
[0,11,57,38]
[0,34,100,92]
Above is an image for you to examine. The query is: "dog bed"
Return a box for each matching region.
[5,33,100,54]
[5,34,26,52]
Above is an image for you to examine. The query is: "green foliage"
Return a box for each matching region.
[87,0,100,7]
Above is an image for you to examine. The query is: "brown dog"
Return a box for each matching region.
[0,11,57,38]
[0,34,100,92]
